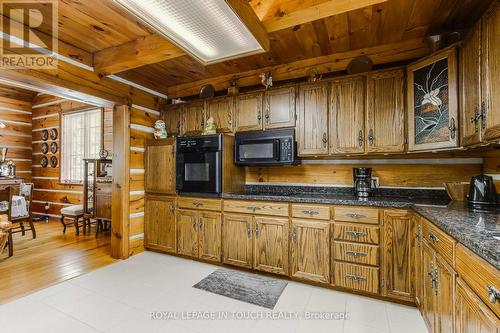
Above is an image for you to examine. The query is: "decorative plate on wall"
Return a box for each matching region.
[41,130,49,141]
[50,142,58,153]
[49,128,58,140]
[40,156,48,168]
[41,142,49,154]
[50,156,58,168]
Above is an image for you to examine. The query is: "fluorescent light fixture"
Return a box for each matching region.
[114,0,265,64]
[0,121,5,129]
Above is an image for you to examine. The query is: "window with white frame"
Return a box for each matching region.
[61,109,102,183]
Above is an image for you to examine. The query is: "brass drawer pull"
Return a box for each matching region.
[346,251,367,258]
[487,285,500,304]
[246,206,261,211]
[192,202,204,207]
[346,213,366,219]
[302,210,319,216]
[345,274,367,282]
[246,223,251,238]
[428,233,439,243]
[345,230,367,237]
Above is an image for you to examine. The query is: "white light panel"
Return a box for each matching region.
[114,0,264,64]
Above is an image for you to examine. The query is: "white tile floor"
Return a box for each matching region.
[0,252,428,333]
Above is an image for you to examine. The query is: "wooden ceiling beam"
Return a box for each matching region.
[255,0,388,32]
[226,0,270,51]
[165,38,429,98]
[93,34,185,76]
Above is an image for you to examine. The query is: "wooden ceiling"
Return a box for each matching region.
[0,83,37,102]
[1,0,493,99]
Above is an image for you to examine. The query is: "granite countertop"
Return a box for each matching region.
[221,185,500,270]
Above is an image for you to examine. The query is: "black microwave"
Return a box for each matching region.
[235,128,297,166]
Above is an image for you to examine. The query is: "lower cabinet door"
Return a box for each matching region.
[198,211,222,262]
[422,241,436,333]
[253,216,289,275]
[436,254,455,333]
[455,278,500,333]
[176,209,198,257]
[414,219,423,307]
[222,214,253,269]
[290,219,330,284]
[144,195,176,253]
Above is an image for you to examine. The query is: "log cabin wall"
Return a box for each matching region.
[30,94,113,219]
[128,105,160,256]
[0,96,33,182]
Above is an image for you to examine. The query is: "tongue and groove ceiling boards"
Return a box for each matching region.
[1,0,493,99]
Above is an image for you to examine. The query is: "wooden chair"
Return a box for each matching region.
[9,183,36,239]
[0,187,14,256]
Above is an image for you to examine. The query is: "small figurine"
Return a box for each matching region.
[227,80,239,95]
[259,72,273,89]
[153,120,168,139]
[307,68,322,83]
[202,117,217,135]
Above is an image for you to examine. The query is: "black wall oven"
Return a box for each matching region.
[235,128,297,166]
[176,134,222,197]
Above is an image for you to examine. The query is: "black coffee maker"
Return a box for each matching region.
[353,168,375,197]
[467,175,498,207]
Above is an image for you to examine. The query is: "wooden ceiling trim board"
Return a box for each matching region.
[108,75,169,100]
[225,0,270,51]
[165,38,429,98]
[257,0,387,32]
[93,34,185,75]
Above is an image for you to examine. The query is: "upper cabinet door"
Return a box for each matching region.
[264,86,296,129]
[297,83,329,156]
[407,49,459,151]
[206,96,233,133]
[366,69,405,153]
[145,141,176,194]
[234,92,264,132]
[329,76,366,154]
[460,23,483,146]
[182,100,205,135]
[481,2,500,142]
[161,104,182,137]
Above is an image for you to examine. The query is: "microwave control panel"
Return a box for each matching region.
[280,138,293,162]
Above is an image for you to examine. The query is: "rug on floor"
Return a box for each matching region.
[193,268,288,309]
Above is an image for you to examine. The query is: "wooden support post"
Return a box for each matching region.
[111,105,130,259]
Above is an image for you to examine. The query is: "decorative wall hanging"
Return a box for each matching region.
[407,47,458,151]
[40,156,48,168]
[49,128,58,140]
[50,156,58,168]
[41,130,49,141]
[50,142,58,154]
[41,142,49,154]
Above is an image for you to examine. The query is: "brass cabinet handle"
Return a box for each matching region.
[345,251,367,257]
[291,227,297,242]
[193,202,204,207]
[199,217,203,230]
[347,213,366,219]
[448,117,456,139]
[246,223,251,239]
[345,274,367,282]
[257,113,262,123]
[345,230,367,237]
[192,217,197,230]
[368,129,374,146]
[255,223,259,239]
[481,101,487,130]
[302,210,319,216]
[358,130,364,147]
[170,203,175,213]
[488,285,500,304]
[246,206,261,211]
[428,233,439,243]
[322,132,327,147]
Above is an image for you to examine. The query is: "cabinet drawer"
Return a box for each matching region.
[333,241,379,266]
[456,244,500,318]
[223,200,288,217]
[334,262,379,294]
[177,197,222,211]
[292,204,330,220]
[333,223,380,245]
[334,206,379,224]
[422,219,455,265]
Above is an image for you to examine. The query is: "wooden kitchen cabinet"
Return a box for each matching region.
[161,104,182,136]
[422,240,437,333]
[182,100,205,135]
[296,83,329,156]
[222,214,253,269]
[234,91,264,132]
[176,209,198,257]
[144,195,176,253]
[435,254,455,333]
[198,211,222,262]
[366,69,405,153]
[145,139,176,194]
[264,86,296,129]
[382,210,415,302]
[455,278,500,333]
[414,217,423,307]
[253,216,289,275]
[290,219,330,284]
[329,76,366,154]
[206,96,233,133]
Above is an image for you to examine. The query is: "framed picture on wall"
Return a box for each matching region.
[407,46,458,151]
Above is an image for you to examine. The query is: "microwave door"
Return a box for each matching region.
[238,139,279,163]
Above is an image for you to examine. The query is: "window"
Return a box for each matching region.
[61,109,102,183]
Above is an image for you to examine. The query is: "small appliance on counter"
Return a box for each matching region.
[467,175,498,207]
[0,147,16,178]
[234,128,297,166]
[353,167,376,197]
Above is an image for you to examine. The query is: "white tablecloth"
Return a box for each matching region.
[11,195,28,218]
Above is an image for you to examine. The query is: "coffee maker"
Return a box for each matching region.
[353,167,375,197]
[0,147,16,178]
